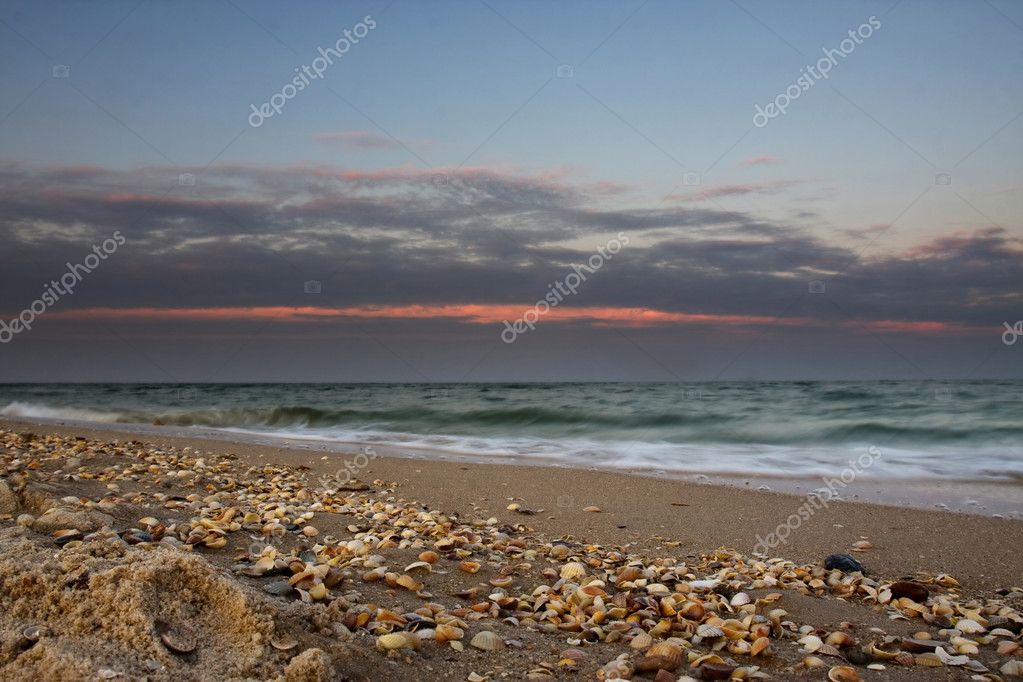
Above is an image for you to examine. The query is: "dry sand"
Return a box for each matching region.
[0,418,1020,681]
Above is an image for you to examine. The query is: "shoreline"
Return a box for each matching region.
[2,415,1021,519]
[0,420,1021,680]
[3,416,1021,591]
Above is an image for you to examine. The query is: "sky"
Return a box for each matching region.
[0,0,1021,381]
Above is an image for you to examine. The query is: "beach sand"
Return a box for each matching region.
[0,418,1020,681]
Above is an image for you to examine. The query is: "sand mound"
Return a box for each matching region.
[0,526,345,681]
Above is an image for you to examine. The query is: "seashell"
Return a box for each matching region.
[596,657,634,681]
[914,652,942,667]
[418,550,439,564]
[404,561,432,573]
[892,652,914,667]
[582,506,601,513]
[825,631,855,648]
[751,636,770,656]
[617,566,642,583]
[269,635,298,651]
[395,574,423,592]
[434,624,464,642]
[560,562,587,581]
[851,540,873,552]
[559,647,586,661]
[900,638,944,653]
[802,656,826,668]
[680,601,706,621]
[800,634,824,652]
[634,654,675,672]
[827,665,861,682]
[376,632,419,651]
[470,630,505,651]
[697,624,724,639]
[646,641,683,669]
[459,561,481,574]
[489,576,513,588]
[1001,660,1023,677]
[730,592,751,607]
[308,583,327,600]
[997,641,1020,655]
[889,581,928,602]
[630,631,653,649]
[23,626,44,642]
[697,662,736,680]
[155,621,195,655]
[954,618,985,634]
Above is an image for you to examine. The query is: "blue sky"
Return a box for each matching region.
[0,0,1021,380]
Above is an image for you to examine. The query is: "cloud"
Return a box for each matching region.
[0,161,1019,338]
[741,155,781,167]
[314,130,433,150]
[673,180,801,201]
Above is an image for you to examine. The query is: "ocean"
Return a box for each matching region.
[1,381,1020,482]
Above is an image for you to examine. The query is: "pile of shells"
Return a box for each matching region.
[2,428,1021,681]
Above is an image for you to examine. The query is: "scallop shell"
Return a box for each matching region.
[646,641,683,668]
[470,630,506,651]
[955,618,985,634]
[459,561,481,574]
[696,624,725,639]
[560,562,587,581]
[1000,660,1023,677]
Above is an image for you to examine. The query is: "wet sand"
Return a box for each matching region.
[4,418,1019,591]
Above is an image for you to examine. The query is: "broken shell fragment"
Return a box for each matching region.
[828,665,861,682]
[376,632,420,651]
[155,621,195,655]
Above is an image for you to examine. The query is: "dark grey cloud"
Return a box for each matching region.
[0,161,1019,334]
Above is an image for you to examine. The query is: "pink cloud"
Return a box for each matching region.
[742,155,781,167]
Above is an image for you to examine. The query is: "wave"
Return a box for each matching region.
[3,400,1022,446]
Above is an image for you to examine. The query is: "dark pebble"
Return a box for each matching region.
[824,553,865,573]
[889,580,928,602]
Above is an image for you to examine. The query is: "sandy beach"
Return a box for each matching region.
[0,418,1020,681]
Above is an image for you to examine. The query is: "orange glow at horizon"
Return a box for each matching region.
[38,304,985,335]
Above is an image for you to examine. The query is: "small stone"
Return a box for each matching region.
[824,554,865,573]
